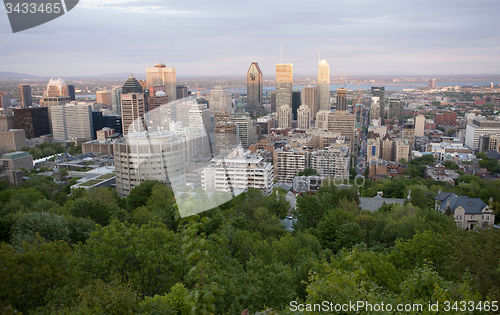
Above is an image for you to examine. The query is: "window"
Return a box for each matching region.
[456,215,462,220]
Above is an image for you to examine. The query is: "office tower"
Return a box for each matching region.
[394,138,409,162]
[208,86,232,114]
[270,91,276,113]
[0,92,11,109]
[277,105,292,129]
[103,115,122,135]
[371,86,385,119]
[42,95,71,108]
[18,85,32,108]
[121,74,146,135]
[275,63,293,108]
[316,110,330,129]
[114,130,186,197]
[388,97,404,124]
[92,111,104,139]
[428,79,436,89]
[67,85,75,101]
[415,114,425,137]
[318,59,330,111]
[111,86,122,114]
[146,63,176,104]
[246,62,264,114]
[96,91,112,110]
[0,129,26,155]
[231,114,254,148]
[189,102,212,155]
[50,104,93,141]
[403,123,415,152]
[336,88,347,111]
[14,107,50,139]
[370,97,380,122]
[202,148,273,194]
[327,111,356,154]
[0,115,15,130]
[43,78,69,98]
[302,86,318,118]
[148,86,168,112]
[292,91,301,120]
[176,85,188,100]
[381,135,394,161]
[214,122,237,156]
[297,104,311,130]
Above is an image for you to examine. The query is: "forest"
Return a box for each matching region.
[0,173,499,314]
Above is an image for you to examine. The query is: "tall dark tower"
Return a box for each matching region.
[67,85,76,101]
[246,62,263,114]
[371,86,385,119]
[336,88,347,111]
[121,74,146,135]
[292,91,301,120]
[18,84,32,108]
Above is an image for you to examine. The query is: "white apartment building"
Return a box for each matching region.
[202,147,273,195]
[50,104,93,141]
[465,117,500,151]
[273,148,310,183]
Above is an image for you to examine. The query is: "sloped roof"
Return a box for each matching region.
[486,150,500,161]
[438,192,488,214]
[359,197,407,212]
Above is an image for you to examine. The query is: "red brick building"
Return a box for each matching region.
[435,112,457,126]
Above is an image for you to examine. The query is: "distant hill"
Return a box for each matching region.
[0,71,41,79]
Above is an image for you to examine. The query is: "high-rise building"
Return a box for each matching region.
[403,123,415,152]
[318,60,330,111]
[428,79,436,89]
[114,130,186,197]
[415,114,425,137]
[0,129,26,155]
[42,78,69,99]
[465,117,500,151]
[14,107,50,139]
[336,88,347,111]
[315,110,330,129]
[189,102,212,155]
[0,92,11,109]
[111,86,122,115]
[213,122,237,156]
[275,63,293,108]
[277,105,292,129]
[380,135,394,161]
[371,86,385,120]
[176,85,188,100]
[148,86,168,112]
[270,91,276,113]
[208,86,232,114]
[0,115,15,130]
[370,97,380,123]
[273,148,310,183]
[231,114,254,149]
[388,97,404,124]
[394,138,409,162]
[367,138,381,163]
[18,85,32,108]
[327,111,356,154]
[246,62,263,114]
[297,105,311,130]
[92,111,104,140]
[103,115,122,135]
[301,86,318,118]
[50,104,93,141]
[121,74,146,135]
[292,91,301,120]
[310,144,350,180]
[67,85,76,101]
[96,91,112,110]
[146,63,176,104]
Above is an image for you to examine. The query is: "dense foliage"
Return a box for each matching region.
[0,176,499,314]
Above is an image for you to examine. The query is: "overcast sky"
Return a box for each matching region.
[1,0,500,77]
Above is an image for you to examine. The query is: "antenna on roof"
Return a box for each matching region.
[280,42,282,63]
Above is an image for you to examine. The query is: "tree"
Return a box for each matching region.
[447,128,456,137]
[316,208,355,251]
[10,212,70,248]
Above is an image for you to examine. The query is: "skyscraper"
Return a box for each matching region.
[246,62,263,114]
[277,105,292,129]
[297,104,311,130]
[318,60,330,111]
[67,85,76,101]
[327,111,356,154]
[14,107,50,138]
[176,85,189,100]
[275,63,293,108]
[18,85,32,108]
[111,86,122,115]
[336,88,347,111]
[50,104,93,141]
[121,74,146,135]
[208,86,232,114]
[43,78,69,98]
[371,86,385,120]
[415,114,425,137]
[146,63,176,104]
[292,91,301,120]
[370,97,380,123]
[388,97,403,124]
[301,86,318,118]
[96,91,112,110]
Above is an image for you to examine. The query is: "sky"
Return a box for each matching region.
[1,0,500,77]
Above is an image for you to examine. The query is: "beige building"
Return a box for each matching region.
[82,140,114,156]
[370,97,380,122]
[96,91,112,109]
[367,138,381,163]
[146,63,176,104]
[327,110,356,154]
[336,88,347,111]
[403,123,415,152]
[307,130,342,149]
[277,105,292,129]
[315,110,330,129]
[273,148,309,183]
[301,86,318,118]
[297,104,311,130]
[0,151,33,170]
[318,60,330,111]
[208,86,232,114]
[415,114,425,137]
[214,122,237,156]
[51,104,93,141]
[394,138,409,162]
[121,93,146,135]
[0,115,15,130]
[381,136,394,161]
[231,114,254,149]
[275,63,293,109]
[310,144,350,180]
[0,129,26,155]
[113,130,186,197]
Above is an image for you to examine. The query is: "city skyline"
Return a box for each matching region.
[1,1,500,77]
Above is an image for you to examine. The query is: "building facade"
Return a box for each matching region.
[146,63,176,104]
[50,104,93,141]
[318,60,330,111]
[246,62,263,114]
